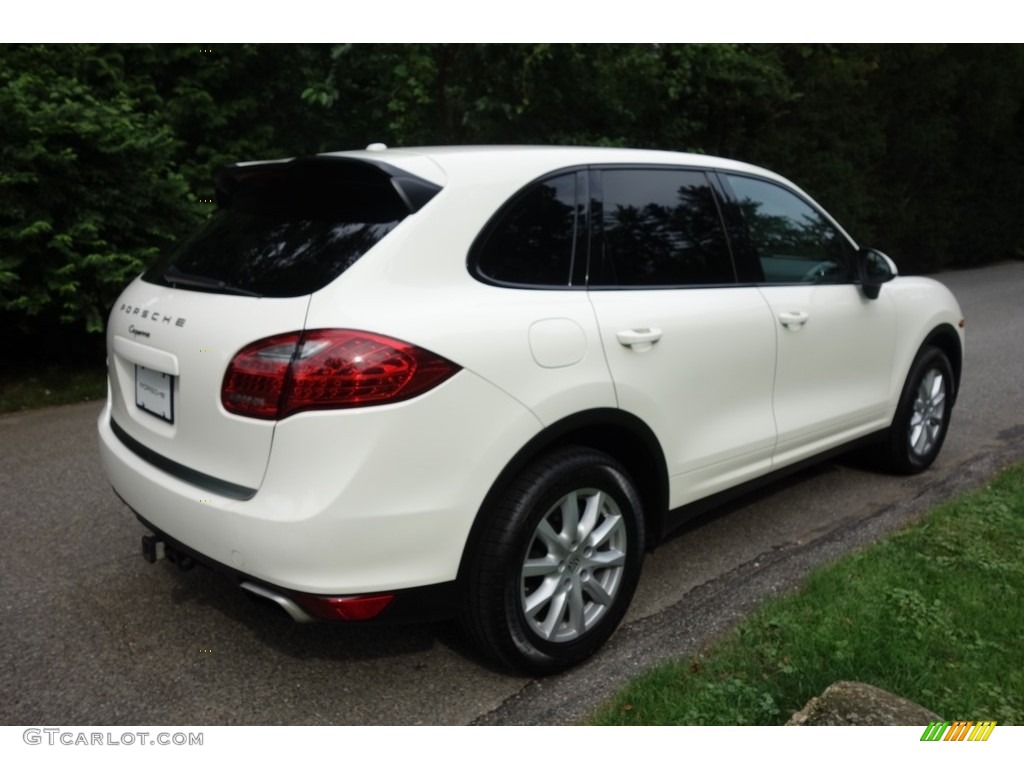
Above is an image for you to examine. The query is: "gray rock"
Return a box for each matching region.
[786,681,942,726]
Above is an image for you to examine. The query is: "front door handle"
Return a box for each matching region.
[616,328,663,350]
[778,311,810,330]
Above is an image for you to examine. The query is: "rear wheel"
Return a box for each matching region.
[461,447,645,674]
[881,346,954,474]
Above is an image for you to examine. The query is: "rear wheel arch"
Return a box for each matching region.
[457,409,669,586]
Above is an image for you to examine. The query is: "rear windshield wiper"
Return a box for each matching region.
[163,266,263,298]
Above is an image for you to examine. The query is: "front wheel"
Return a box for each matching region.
[881,346,954,474]
[460,447,645,674]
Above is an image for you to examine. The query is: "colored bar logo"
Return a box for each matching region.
[920,721,997,741]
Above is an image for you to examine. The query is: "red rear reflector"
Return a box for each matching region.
[294,593,395,621]
[222,329,460,420]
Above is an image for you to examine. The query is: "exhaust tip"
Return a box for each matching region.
[240,582,316,623]
[239,582,395,622]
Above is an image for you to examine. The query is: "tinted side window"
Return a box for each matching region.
[594,169,733,287]
[474,174,579,286]
[726,174,856,285]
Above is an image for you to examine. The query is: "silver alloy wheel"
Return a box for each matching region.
[520,488,628,643]
[909,367,946,457]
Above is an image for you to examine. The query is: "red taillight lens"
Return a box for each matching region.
[222,329,460,420]
[221,332,301,419]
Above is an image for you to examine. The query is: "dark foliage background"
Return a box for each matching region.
[2,43,1022,365]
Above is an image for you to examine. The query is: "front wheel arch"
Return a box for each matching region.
[916,324,963,406]
[881,345,955,474]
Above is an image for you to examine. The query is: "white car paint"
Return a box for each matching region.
[97,145,965,670]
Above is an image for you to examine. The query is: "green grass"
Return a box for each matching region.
[592,462,1024,725]
[0,365,107,414]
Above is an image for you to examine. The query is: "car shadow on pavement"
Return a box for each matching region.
[158,562,486,667]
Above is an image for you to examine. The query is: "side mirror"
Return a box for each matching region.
[858,248,897,300]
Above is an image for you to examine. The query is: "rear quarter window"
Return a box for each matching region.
[470,172,581,287]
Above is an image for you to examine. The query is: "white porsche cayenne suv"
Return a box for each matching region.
[98,145,964,672]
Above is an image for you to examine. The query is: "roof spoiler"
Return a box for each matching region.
[213,155,442,214]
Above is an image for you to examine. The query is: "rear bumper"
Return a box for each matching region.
[132,510,458,624]
[97,370,543,596]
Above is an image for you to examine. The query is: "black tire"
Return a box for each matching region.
[460,446,645,674]
[881,346,954,474]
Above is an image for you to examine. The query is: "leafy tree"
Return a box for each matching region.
[3,43,1023,367]
[0,43,336,357]
[0,45,194,336]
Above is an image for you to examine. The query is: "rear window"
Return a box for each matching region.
[143,158,438,298]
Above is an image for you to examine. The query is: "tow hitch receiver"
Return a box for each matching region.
[142,533,196,570]
[142,534,165,563]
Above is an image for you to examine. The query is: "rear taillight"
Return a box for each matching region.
[222,329,460,420]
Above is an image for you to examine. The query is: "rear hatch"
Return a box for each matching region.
[105,155,441,495]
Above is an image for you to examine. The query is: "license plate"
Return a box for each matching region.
[135,365,174,423]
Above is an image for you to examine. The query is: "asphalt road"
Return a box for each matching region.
[2,261,1022,726]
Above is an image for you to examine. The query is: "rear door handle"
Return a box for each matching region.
[778,311,810,329]
[616,328,663,350]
